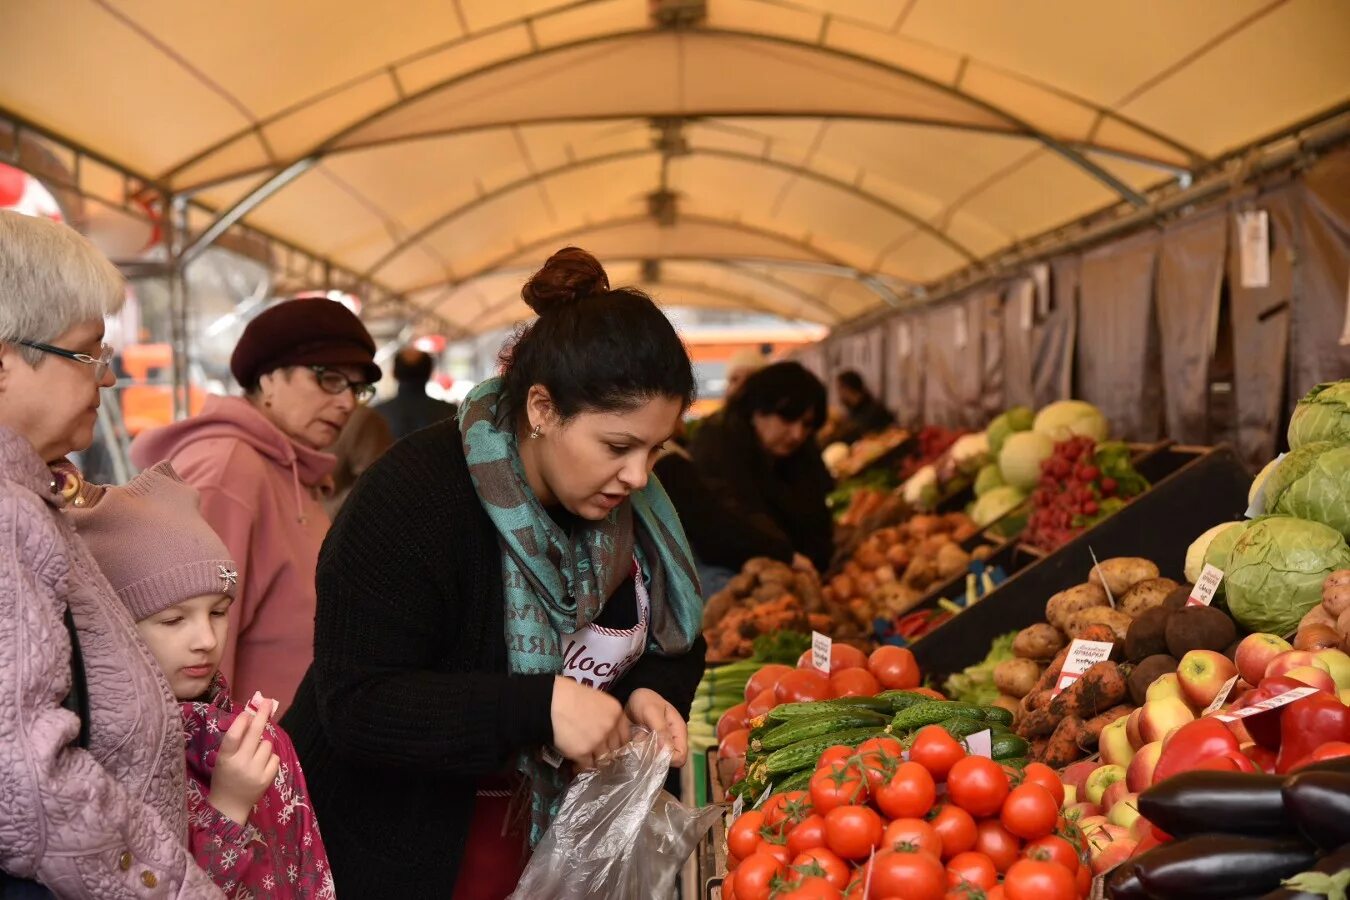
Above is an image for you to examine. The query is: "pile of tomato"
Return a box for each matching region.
[722,726,1091,900]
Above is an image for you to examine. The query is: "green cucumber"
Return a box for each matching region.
[890,701,981,733]
[991,733,1031,761]
[762,696,894,725]
[760,726,883,778]
[753,709,890,753]
[981,706,1015,728]
[770,767,814,797]
[876,690,933,711]
[999,757,1029,770]
[938,717,988,741]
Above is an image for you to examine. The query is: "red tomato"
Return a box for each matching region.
[1020,763,1065,807]
[869,848,947,900]
[764,791,812,831]
[717,702,750,741]
[824,805,884,860]
[909,726,966,781]
[734,852,786,900]
[792,847,850,890]
[817,745,855,771]
[973,820,1022,874]
[747,687,779,720]
[1075,860,1091,897]
[719,728,750,761]
[722,870,736,900]
[881,817,943,858]
[947,756,1011,818]
[728,810,767,860]
[830,668,881,697]
[911,687,947,700]
[928,804,978,860]
[810,761,868,814]
[868,645,921,689]
[1003,858,1077,900]
[757,841,792,867]
[987,886,1006,900]
[857,737,906,790]
[1000,783,1059,840]
[798,644,870,673]
[781,876,844,900]
[745,664,793,704]
[787,814,828,857]
[946,851,998,890]
[776,669,835,703]
[874,761,937,820]
[1024,835,1080,874]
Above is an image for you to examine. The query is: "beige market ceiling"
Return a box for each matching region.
[3,0,1348,334]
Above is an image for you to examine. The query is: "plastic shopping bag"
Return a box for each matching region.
[509,728,721,899]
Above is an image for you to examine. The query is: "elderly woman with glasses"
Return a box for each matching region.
[0,210,221,896]
[132,297,381,715]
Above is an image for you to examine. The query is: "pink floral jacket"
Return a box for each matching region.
[183,675,334,899]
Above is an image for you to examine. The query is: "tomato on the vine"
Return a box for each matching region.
[945,851,998,890]
[928,803,978,860]
[882,817,943,858]
[787,813,828,856]
[874,760,937,820]
[868,847,947,900]
[1020,763,1065,807]
[1003,858,1077,900]
[909,726,966,781]
[733,851,785,900]
[791,847,850,890]
[947,756,1011,817]
[1024,834,1080,874]
[857,736,905,790]
[727,810,767,860]
[973,819,1022,873]
[758,841,792,867]
[868,646,921,689]
[1000,783,1059,840]
[817,745,855,772]
[765,790,813,831]
[780,876,844,900]
[810,761,868,814]
[824,804,883,860]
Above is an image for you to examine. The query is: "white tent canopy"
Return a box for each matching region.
[4,0,1347,334]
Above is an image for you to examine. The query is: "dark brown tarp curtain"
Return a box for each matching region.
[1157,210,1227,444]
[886,315,925,429]
[1292,148,1350,395]
[1076,230,1164,440]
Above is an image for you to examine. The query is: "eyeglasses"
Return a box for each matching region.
[308,366,375,405]
[19,340,115,382]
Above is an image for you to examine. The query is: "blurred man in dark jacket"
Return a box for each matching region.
[373,347,459,441]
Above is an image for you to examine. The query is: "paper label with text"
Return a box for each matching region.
[1187,564,1224,607]
[965,729,993,759]
[1214,686,1317,723]
[1202,674,1241,716]
[753,783,773,810]
[1054,640,1116,694]
[812,631,832,675]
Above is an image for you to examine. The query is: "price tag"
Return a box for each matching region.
[541,746,564,769]
[753,783,774,810]
[862,846,876,898]
[1214,686,1318,723]
[1187,564,1225,607]
[730,794,744,823]
[1054,639,1116,695]
[812,631,833,675]
[1239,210,1270,289]
[965,729,993,759]
[1089,547,1116,609]
[1202,674,1241,716]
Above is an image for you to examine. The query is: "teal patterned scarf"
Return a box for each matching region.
[459,377,702,845]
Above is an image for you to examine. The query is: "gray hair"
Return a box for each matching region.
[0,210,125,366]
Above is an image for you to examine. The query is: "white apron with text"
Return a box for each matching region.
[558,562,649,693]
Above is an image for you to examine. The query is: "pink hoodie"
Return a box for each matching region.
[131,396,335,715]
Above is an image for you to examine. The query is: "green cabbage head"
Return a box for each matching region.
[1262,442,1350,540]
[987,406,1034,455]
[1288,380,1350,449]
[1221,515,1350,636]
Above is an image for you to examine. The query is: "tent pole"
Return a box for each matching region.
[166,195,192,420]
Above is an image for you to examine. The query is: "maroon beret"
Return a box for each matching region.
[231,297,381,389]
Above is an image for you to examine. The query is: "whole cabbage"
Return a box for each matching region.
[1288,380,1350,449]
[1203,518,1254,577]
[1186,521,1243,584]
[1220,515,1350,636]
[986,406,1034,455]
[1033,400,1109,443]
[970,485,1026,528]
[902,465,939,510]
[974,463,1004,497]
[1262,442,1350,539]
[1248,456,1282,511]
[951,432,991,475]
[998,431,1054,491]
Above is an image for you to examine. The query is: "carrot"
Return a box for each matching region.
[1077,623,1118,648]
[1016,706,1062,739]
[1049,661,1127,720]
[1029,737,1050,761]
[1043,716,1086,768]
[1082,704,1133,745]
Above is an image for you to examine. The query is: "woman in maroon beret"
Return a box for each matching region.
[130,297,381,715]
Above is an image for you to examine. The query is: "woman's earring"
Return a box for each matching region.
[529,424,542,440]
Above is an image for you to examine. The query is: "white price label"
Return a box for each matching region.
[1054,639,1115,694]
[753,783,774,810]
[729,794,744,830]
[965,729,993,759]
[812,631,833,675]
[1090,547,1116,609]
[1202,674,1241,717]
[1187,564,1225,607]
[1214,686,1318,723]
[541,746,564,768]
[1239,210,1270,289]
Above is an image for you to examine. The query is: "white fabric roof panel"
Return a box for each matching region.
[1,0,1346,333]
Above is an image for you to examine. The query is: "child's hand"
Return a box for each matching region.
[210,692,281,826]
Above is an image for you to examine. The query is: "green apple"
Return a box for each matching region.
[1314,649,1350,691]
[1085,764,1128,805]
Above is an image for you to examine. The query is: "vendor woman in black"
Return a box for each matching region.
[282,248,707,899]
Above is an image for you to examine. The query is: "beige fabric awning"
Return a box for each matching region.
[3,0,1347,334]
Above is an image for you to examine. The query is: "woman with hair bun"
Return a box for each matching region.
[282,247,707,898]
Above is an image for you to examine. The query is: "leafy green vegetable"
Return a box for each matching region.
[1264,441,1350,540]
[943,631,1018,706]
[1033,400,1109,443]
[999,431,1054,490]
[1222,515,1350,636]
[971,485,1027,528]
[987,406,1034,456]
[1288,379,1350,449]
[974,463,1005,497]
[1094,441,1149,496]
[751,631,813,665]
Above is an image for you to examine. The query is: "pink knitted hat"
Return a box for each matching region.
[68,462,239,621]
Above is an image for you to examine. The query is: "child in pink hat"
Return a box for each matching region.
[70,463,334,899]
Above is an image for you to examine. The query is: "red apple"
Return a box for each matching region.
[1085,765,1128,805]
[1062,760,1099,796]
[1126,741,1163,793]
[1100,717,1136,767]
[1092,837,1139,874]
[1313,649,1350,691]
[1108,792,1142,829]
[1266,651,1330,680]
[1235,633,1292,685]
[1146,673,1185,703]
[1126,707,1146,749]
[1101,780,1131,813]
[1129,815,1154,842]
[1139,696,1196,744]
[1063,801,1103,823]
[1284,665,1338,694]
[1177,650,1240,708]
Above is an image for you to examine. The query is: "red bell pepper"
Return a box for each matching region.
[1242,743,1278,773]
[1274,694,1350,773]
[1151,718,1244,785]
[1235,676,1317,750]
[1292,741,1350,770]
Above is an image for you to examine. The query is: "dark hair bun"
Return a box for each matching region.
[521,247,610,315]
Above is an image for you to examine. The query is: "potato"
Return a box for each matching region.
[1066,606,1134,641]
[995,658,1042,698]
[1089,557,1160,598]
[1013,624,1066,661]
[992,694,1022,716]
[935,542,971,579]
[1046,582,1109,631]
[1120,577,1181,618]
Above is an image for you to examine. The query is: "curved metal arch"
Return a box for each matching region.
[359,145,978,282]
[180,26,1179,255]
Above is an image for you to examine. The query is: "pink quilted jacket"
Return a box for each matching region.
[0,426,222,899]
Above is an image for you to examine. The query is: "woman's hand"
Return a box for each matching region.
[210,695,280,825]
[625,688,688,767]
[551,677,629,769]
